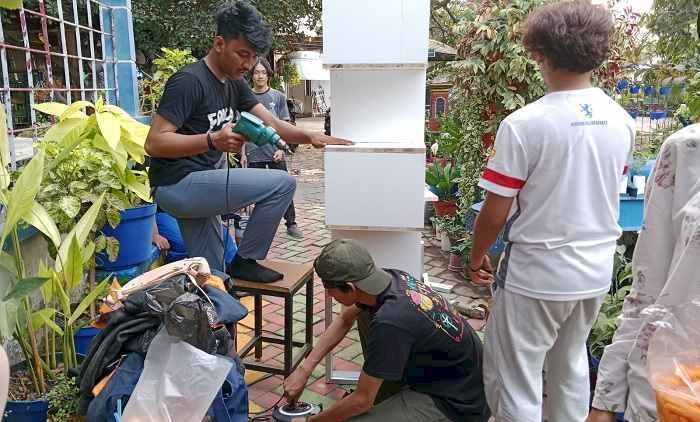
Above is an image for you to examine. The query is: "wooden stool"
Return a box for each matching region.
[232,260,314,376]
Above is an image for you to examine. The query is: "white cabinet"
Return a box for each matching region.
[325,144,425,230]
[329,68,426,143]
[331,229,424,278]
[322,0,430,65]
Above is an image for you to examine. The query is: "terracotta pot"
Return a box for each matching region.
[448,253,464,272]
[434,199,458,217]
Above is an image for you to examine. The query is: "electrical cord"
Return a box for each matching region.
[248,393,284,422]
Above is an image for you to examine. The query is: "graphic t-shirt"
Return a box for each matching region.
[246,87,290,163]
[149,60,259,187]
[360,269,489,422]
[478,88,635,300]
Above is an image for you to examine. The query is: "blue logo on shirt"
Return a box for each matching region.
[580,104,593,118]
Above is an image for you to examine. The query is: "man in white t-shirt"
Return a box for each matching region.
[468,2,634,421]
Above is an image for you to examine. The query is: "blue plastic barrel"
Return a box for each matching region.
[4,399,49,422]
[74,326,102,355]
[96,203,157,270]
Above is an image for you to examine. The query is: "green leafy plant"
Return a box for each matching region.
[434,215,466,244]
[426,161,459,201]
[432,112,465,160]
[454,95,490,212]
[588,247,633,358]
[140,48,197,113]
[46,374,80,422]
[454,0,548,133]
[1,103,113,399]
[33,98,151,261]
[450,234,473,260]
[685,71,700,121]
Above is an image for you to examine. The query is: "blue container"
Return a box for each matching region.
[96,203,157,270]
[659,86,671,96]
[619,194,645,232]
[629,85,641,94]
[643,86,654,97]
[650,110,667,120]
[639,159,656,178]
[616,79,629,91]
[74,326,102,355]
[627,110,639,119]
[4,399,49,422]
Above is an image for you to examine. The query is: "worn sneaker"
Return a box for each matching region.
[287,224,303,238]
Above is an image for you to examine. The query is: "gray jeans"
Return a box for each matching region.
[348,389,451,422]
[154,168,296,271]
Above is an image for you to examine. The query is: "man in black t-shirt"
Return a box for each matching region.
[145,1,349,283]
[283,239,490,422]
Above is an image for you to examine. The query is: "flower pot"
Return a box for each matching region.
[4,399,49,422]
[74,326,102,355]
[630,85,641,94]
[659,86,671,96]
[643,86,654,97]
[448,253,464,272]
[440,232,451,253]
[434,199,458,217]
[6,352,85,422]
[96,203,157,270]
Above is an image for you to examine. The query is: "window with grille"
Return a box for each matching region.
[0,0,119,168]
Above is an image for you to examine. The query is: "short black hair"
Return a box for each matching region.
[215,1,272,54]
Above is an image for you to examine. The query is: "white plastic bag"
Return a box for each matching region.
[648,300,700,421]
[122,328,233,422]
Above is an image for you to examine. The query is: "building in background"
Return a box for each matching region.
[284,50,330,117]
[426,39,457,133]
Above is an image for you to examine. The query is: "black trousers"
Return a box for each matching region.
[248,160,296,227]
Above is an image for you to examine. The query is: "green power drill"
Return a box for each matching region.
[233,111,291,153]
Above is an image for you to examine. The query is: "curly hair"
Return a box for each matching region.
[522,1,614,73]
[215,1,272,54]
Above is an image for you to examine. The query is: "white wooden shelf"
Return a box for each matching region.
[330,68,426,143]
[325,146,426,230]
[322,0,430,66]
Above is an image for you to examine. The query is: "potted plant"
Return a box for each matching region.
[426,161,459,217]
[0,135,110,420]
[448,235,472,272]
[32,99,155,272]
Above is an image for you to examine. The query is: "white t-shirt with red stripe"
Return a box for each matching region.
[479,87,635,301]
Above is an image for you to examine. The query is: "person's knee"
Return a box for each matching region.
[278,172,296,194]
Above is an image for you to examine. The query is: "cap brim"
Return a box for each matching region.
[354,268,392,295]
